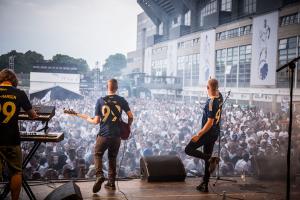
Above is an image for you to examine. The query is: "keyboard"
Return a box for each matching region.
[19,106,55,121]
[20,131,64,142]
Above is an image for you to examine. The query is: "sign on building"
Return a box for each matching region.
[199,29,215,85]
[250,11,278,86]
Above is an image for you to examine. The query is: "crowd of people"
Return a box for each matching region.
[16,93,299,181]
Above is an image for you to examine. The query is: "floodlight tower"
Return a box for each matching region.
[8,56,15,71]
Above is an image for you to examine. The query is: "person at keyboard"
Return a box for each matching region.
[0,69,37,200]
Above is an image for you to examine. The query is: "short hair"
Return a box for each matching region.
[107,79,118,92]
[0,68,18,87]
[208,78,218,91]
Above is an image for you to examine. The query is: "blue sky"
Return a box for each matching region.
[0,0,142,67]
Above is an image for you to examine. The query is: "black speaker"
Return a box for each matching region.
[44,181,83,200]
[140,155,186,182]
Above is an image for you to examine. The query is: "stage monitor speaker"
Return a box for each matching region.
[140,155,186,182]
[44,181,83,200]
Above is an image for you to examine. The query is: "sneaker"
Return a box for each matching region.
[196,182,208,192]
[104,182,116,190]
[92,177,105,193]
[209,156,220,174]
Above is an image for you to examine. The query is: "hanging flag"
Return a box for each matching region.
[41,90,51,104]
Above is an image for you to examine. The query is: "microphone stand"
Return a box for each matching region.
[211,90,237,184]
[276,55,300,200]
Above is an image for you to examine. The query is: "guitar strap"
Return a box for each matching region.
[102,96,122,122]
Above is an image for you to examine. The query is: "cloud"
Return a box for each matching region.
[0,0,143,67]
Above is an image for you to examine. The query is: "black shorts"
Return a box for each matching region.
[0,146,22,177]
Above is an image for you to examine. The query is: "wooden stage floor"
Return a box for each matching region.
[5,177,300,200]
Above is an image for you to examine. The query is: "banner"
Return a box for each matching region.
[30,72,80,93]
[200,29,215,85]
[250,12,278,86]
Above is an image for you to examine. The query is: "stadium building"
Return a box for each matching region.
[127,0,300,111]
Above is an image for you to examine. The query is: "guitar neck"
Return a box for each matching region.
[76,113,88,119]
[64,110,89,120]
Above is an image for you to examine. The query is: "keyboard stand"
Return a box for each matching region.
[0,105,58,199]
[0,141,41,200]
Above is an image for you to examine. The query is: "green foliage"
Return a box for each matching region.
[0,51,89,73]
[102,53,127,76]
[0,50,44,73]
[52,54,89,73]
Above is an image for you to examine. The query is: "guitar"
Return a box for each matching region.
[63,108,131,140]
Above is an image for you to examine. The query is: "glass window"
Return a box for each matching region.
[151,59,167,77]
[192,54,200,86]
[280,13,299,26]
[277,37,297,88]
[216,45,252,88]
[239,45,251,87]
[226,47,238,87]
[279,39,287,50]
[184,10,191,26]
[178,54,200,87]
[200,0,217,26]
[244,0,256,14]
[221,0,232,11]
[216,49,226,87]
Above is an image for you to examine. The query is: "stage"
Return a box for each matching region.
[5,176,299,200]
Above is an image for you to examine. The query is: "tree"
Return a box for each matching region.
[25,50,44,64]
[102,53,127,76]
[0,51,89,73]
[0,50,45,73]
[52,54,89,73]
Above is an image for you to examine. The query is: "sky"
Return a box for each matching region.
[0,0,143,68]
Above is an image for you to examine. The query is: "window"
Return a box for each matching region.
[178,54,200,87]
[221,0,232,12]
[177,57,184,85]
[277,37,297,88]
[215,45,252,88]
[177,38,199,49]
[192,38,200,46]
[244,25,252,35]
[216,49,226,87]
[151,59,167,77]
[239,45,251,87]
[172,16,180,28]
[152,46,168,55]
[216,25,252,41]
[226,47,238,87]
[184,10,191,26]
[244,0,256,14]
[200,0,217,26]
[159,23,163,35]
[280,13,299,26]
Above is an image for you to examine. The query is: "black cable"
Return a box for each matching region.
[116,139,129,200]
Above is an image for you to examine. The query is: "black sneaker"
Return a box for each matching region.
[209,156,220,174]
[196,182,208,192]
[104,182,116,190]
[92,177,105,193]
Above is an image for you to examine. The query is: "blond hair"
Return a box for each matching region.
[107,79,118,92]
[208,78,218,91]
